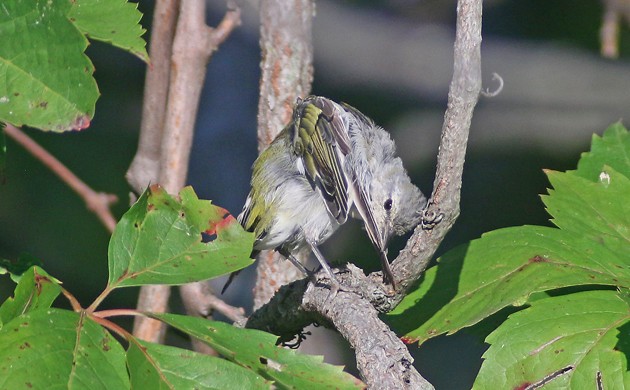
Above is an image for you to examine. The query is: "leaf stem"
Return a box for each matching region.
[89,313,136,340]
[92,308,144,318]
[61,287,83,311]
[86,284,115,313]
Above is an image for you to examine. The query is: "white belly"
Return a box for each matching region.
[254,180,340,251]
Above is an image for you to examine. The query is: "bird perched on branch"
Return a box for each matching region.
[223,96,426,293]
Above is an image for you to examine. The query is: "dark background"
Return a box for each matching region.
[1,1,629,388]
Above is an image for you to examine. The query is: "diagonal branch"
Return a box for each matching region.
[390,0,483,299]
[4,124,118,233]
[245,0,483,387]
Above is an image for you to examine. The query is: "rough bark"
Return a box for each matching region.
[253,0,314,309]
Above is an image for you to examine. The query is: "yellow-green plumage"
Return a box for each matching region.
[224,96,426,292]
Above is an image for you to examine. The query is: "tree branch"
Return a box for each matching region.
[390,0,482,296]
[130,0,180,343]
[130,0,242,344]
[180,280,247,324]
[599,0,630,58]
[246,0,483,387]
[253,0,315,309]
[126,0,179,193]
[4,124,118,233]
[169,1,241,353]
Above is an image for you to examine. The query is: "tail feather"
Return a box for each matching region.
[221,271,240,294]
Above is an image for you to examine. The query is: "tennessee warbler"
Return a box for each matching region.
[224,96,426,292]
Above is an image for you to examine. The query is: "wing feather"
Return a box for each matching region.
[292,96,351,223]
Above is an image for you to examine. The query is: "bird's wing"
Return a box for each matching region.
[291,96,351,223]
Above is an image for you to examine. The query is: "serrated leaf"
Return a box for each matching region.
[388,225,630,345]
[474,290,629,389]
[390,127,630,346]
[576,123,630,181]
[150,313,365,389]
[68,0,148,62]
[0,309,129,389]
[543,167,630,251]
[107,185,254,288]
[0,0,98,131]
[0,266,61,327]
[127,340,270,389]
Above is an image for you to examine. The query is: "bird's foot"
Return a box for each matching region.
[421,207,444,230]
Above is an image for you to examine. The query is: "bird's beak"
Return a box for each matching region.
[361,204,396,286]
[375,232,396,287]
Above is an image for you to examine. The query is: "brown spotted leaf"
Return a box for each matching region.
[474,290,629,389]
[0,309,129,389]
[0,266,61,327]
[107,185,254,288]
[149,313,365,389]
[0,0,97,131]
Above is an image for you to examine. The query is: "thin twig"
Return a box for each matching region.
[205,292,247,323]
[181,281,247,323]
[92,308,144,318]
[4,124,118,233]
[390,0,482,295]
[208,1,241,51]
[132,284,171,342]
[61,287,83,312]
[599,0,630,59]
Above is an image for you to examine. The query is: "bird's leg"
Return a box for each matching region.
[306,240,344,299]
[307,242,336,281]
[277,247,316,282]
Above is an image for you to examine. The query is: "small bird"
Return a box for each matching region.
[223,96,426,293]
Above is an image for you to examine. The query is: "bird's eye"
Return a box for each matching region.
[383,198,393,211]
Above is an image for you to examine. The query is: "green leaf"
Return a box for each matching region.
[68,0,148,62]
[0,124,5,182]
[390,129,630,345]
[0,309,129,389]
[474,290,629,389]
[0,266,61,327]
[107,185,254,288]
[150,313,365,389]
[388,225,629,344]
[0,0,98,131]
[544,167,630,251]
[127,340,270,389]
[576,123,630,181]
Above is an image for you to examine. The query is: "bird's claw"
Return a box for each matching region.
[421,208,444,230]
